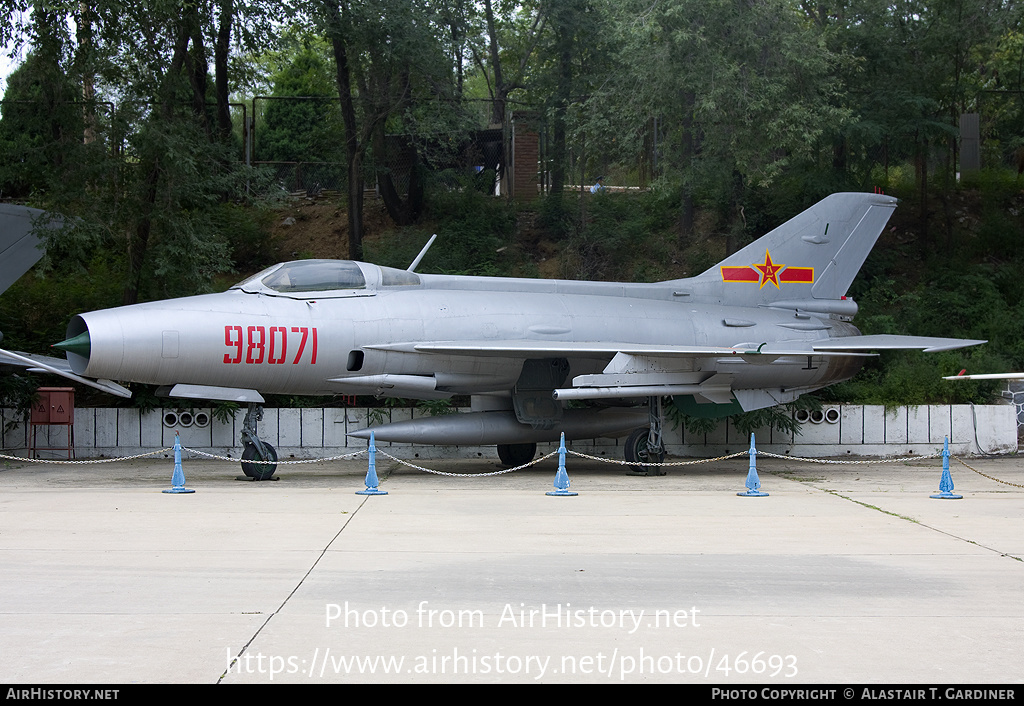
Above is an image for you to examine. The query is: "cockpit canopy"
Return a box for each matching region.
[231,259,419,297]
[261,259,366,292]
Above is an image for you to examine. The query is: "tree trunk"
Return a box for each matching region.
[376,134,424,226]
[214,0,234,140]
[484,0,506,125]
[184,8,209,137]
[679,92,696,244]
[122,19,191,305]
[725,170,745,256]
[76,3,97,144]
[327,9,364,260]
[916,136,929,253]
[549,22,572,197]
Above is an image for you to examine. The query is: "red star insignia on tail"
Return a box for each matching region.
[754,250,784,289]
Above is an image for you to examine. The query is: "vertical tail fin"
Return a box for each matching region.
[0,204,53,295]
[670,193,897,305]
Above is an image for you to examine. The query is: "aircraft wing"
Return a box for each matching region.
[368,336,985,405]
[0,347,132,398]
[372,340,873,358]
[370,335,984,358]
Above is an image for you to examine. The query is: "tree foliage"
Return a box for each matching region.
[258,38,342,163]
[0,1,283,306]
[579,0,849,243]
[2,0,1024,409]
[0,51,86,198]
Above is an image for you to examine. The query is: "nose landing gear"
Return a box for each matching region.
[240,403,278,480]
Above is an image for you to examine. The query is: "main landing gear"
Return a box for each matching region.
[497,442,537,467]
[625,396,667,476]
[240,403,278,481]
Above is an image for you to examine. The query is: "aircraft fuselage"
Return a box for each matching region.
[63,269,863,401]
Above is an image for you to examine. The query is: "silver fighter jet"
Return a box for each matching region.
[6,193,984,478]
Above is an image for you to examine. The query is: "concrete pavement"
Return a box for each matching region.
[0,448,1021,683]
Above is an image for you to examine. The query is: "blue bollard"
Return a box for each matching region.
[737,433,768,497]
[163,432,195,494]
[930,437,962,500]
[546,433,578,496]
[356,432,388,495]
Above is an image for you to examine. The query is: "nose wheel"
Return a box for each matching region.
[240,403,278,480]
[241,440,278,480]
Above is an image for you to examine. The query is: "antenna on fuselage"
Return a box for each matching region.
[407,233,437,272]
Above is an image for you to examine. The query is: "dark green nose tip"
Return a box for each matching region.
[53,331,91,357]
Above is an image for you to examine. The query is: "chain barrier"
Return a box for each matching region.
[566,449,748,466]
[377,449,559,477]
[0,447,364,466]
[758,450,943,465]
[953,456,1024,488]
[3,441,1022,490]
[0,448,173,464]
[181,447,366,464]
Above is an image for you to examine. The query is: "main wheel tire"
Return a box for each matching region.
[497,442,537,467]
[624,428,666,475]
[241,442,278,480]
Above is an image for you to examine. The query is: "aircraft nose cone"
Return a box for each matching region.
[53,330,91,357]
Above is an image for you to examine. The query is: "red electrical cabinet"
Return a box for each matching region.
[29,387,75,458]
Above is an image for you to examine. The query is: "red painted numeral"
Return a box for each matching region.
[225,325,317,364]
[246,326,266,364]
[224,326,242,364]
[291,327,308,364]
[268,326,287,364]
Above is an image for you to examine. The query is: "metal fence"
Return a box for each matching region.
[256,161,348,195]
[247,97,504,199]
[4,93,1024,205]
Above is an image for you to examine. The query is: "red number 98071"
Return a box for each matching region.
[223,325,318,365]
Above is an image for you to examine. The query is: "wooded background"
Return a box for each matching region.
[1,0,1023,410]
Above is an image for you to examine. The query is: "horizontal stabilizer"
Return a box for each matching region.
[812,335,986,353]
[943,372,1024,380]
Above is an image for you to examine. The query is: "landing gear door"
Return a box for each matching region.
[512,358,570,430]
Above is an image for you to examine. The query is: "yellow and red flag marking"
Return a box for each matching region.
[779,267,813,283]
[721,251,813,289]
[720,266,760,283]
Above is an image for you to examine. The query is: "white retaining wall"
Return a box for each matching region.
[2,404,1017,461]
